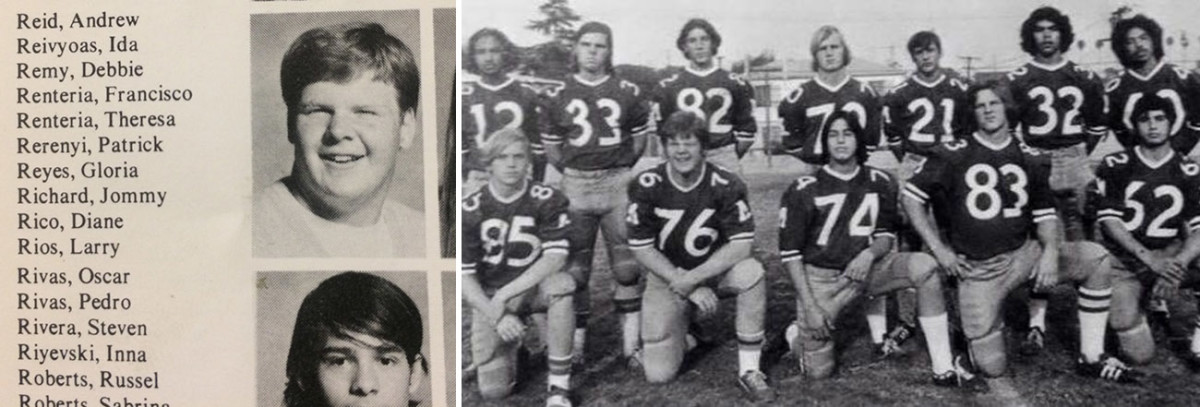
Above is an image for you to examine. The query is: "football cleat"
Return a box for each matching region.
[1019,327,1045,356]
[1076,354,1143,383]
[546,385,573,407]
[932,356,989,392]
[737,370,777,402]
[625,348,644,372]
[877,323,916,359]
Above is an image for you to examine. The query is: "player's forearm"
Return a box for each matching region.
[631,246,684,283]
[1173,229,1200,266]
[463,274,502,323]
[735,138,753,158]
[688,240,752,283]
[631,133,648,160]
[863,235,894,260]
[784,261,820,312]
[1100,219,1155,266]
[492,252,567,305]
[901,195,952,254]
[1034,218,1061,254]
[544,143,564,169]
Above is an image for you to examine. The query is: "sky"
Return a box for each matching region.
[463,0,1200,73]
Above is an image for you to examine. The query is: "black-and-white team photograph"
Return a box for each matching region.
[459,0,1200,405]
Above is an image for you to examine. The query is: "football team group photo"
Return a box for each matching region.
[459,1,1200,405]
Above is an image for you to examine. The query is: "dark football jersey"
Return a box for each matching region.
[883,73,970,156]
[654,66,757,149]
[543,75,651,170]
[1005,60,1107,149]
[778,76,882,164]
[462,181,571,289]
[1105,62,1200,153]
[1091,147,1200,251]
[903,134,1056,260]
[461,77,548,171]
[779,165,899,270]
[626,163,755,270]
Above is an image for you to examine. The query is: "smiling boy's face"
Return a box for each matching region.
[291,75,411,213]
[317,330,413,407]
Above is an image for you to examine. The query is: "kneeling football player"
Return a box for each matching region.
[462,129,577,407]
[902,82,1140,382]
[626,111,775,402]
[1093,94,1200,372]
[779,110,981,388]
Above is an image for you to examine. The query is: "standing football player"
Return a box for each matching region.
[902,82,1139,382]
[778,25,882,174]
[542,21,651,366]
[1092,94,1200,372]
[1105,14,1200,156]
[879,30,972,355]
[463,28,549,193]
[1003,6,1108,355]
[654,18,758,173]
[780,110,981,388]
[627,111,775,401]
[778,25,891,349]
[462,129,577,407]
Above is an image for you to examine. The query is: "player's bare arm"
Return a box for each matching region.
[901,193,967,277]
[491,251,569,309]
[1031,216,1062,292]
[1100,216,1183,283]
[844,234,893,284]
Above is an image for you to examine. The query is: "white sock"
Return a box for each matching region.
[738,349,761,376]
[1077,287,1112,362]
[1191,323,1200,354]
[547,373,570,390]
[867,297,887,344]
[1029,298,1048,331]
[622,311,641,356]
[919,313,954,375]
[573,328,586,358]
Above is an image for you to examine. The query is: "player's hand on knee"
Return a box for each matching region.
[843,251,875,285]
[932,246,966,278]
[1151,278,1179,301]
[669,271,700,298]
[688,287,719,319]
[1033,249,1060,292]
[496,314,526,343]
[1145,253,1183,283]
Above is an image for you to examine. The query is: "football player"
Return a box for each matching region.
[1106,14,1200,156]
[462,129,576,407]
[778,25,882,174]
[779,110,981,388]
[902,82,1139,382]
[462,28,549,193]
[542,21,651,366]
[1092,94,1200,372]
[879,30,972,355]
[1003,6,1108,355]
[627,111,775,401]
[778,25,892,350]
[654,18,758,173]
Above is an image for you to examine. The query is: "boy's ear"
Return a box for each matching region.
[407,354,429,403]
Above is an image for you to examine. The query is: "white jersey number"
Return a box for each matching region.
[480,215,541,268]
[567,98,622,147]
[678,87,734,134]
[964,163,1028,220]
[812,193,879,246]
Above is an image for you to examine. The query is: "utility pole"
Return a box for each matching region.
[959,56,981,79]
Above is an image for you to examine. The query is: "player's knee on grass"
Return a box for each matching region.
[970,328,1007,377]
[610,244,644,288]
[799,329,836,379]
[641,289,685,383]
[473,324,518,399]
[1110,275,1154,363]
[725,258,766,293]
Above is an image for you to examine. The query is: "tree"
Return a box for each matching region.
[526,0,581,41]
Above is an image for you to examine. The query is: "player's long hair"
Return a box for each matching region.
[810,25,852,72]
[283,272,427,407]
[571,21,614,74]
[1110,14,1164,69]
[818,110,869,164]
[280,22,419,138]
[676,18,722,59]
[1131,92,1176,126]
[906,31,941,56]
[658,110,708,146]
[1020,6,1074,56]
[477,128,532,167]
[464,28,520,76]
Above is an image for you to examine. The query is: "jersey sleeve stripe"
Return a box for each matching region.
[728,232,755,241]
[462,263,477,274]
[873,231,896,239]
[543,247,569,255]
[1188,122,1200,131]
[902,184,929,203]
[780,253,803,263]
[1033,213,1059,223]
[629,238,655,248]
[733,131,756,140]
[1086,126,1108,135]
[542,240,569,249]
[1188,217,1200,231]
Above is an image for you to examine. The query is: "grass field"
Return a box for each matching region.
[462,147,1200,406]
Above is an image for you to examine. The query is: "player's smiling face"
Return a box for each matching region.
[473,35,505,76]
[825,118,857,163]
[972,88,1007,133]
[576,32,611,74]
[816,34,846,72]
[665,133,705,175]
[684,27,715,66]
[911,44,940,75]
[1033,20,1061,58]
[292,75,408,213]
[488,141,531,187]
[317,331,413,407]
[1136,110,1171,147]
[1123,27,1153,65]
